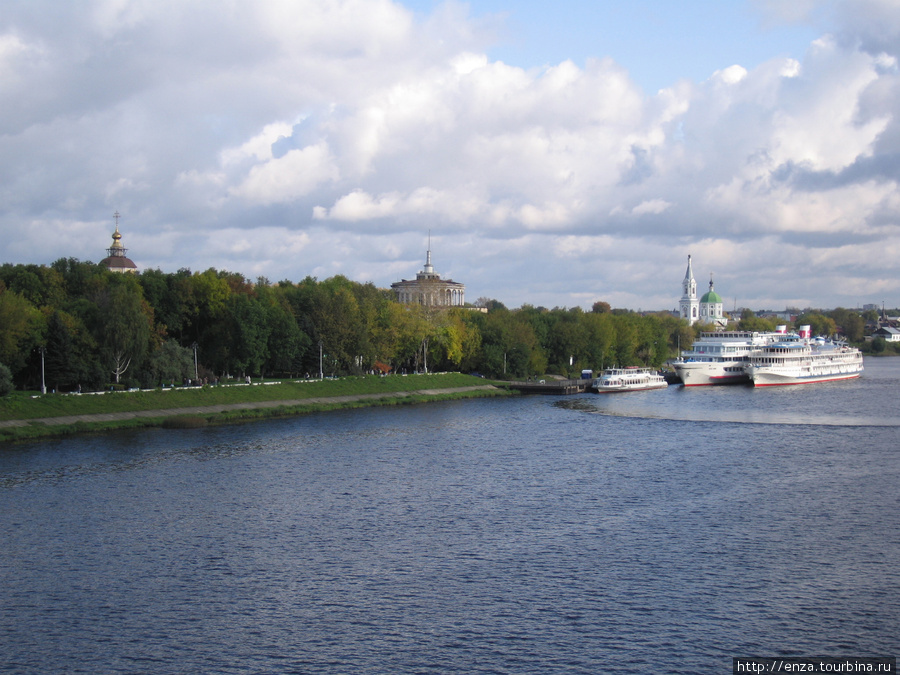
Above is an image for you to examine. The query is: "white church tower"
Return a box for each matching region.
[679,255,699,325]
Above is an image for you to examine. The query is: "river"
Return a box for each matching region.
[2,358,898,673]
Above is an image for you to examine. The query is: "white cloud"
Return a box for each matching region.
[230,142,340,204]
[221,121,297,166]
[1,0,899,311]
[710,65,748,85]
[631,199,672,216]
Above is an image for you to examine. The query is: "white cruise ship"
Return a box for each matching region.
[593,367,668,393]
[672,330,786,386]
[743,327,864,387]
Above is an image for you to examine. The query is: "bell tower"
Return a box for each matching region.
[679,255,699,325]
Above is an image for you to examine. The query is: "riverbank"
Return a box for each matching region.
[0,374,511,443]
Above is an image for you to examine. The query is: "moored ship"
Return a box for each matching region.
[743,326,864,386]
[593,367,668,393]
[672,329,786,386]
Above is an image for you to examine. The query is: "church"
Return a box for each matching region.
[99,212,138,274]
[391,239,465,307]
[679,255,725,326]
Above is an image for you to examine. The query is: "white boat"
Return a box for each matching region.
[743,326,863,387]
[593,367,668,393]
[672,329,786,386]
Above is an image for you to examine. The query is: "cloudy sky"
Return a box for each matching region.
[1,0,898,311]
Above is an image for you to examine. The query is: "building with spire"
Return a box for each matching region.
[679,255,726,326]
[391,237,465,307]
[99,212,138,274]
[679,255,699,324]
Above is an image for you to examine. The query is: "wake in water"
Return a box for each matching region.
[554,389,900,428]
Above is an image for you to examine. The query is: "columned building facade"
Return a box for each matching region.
[391,245,465,307]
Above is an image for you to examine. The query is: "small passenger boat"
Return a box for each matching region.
[593,367,668,393]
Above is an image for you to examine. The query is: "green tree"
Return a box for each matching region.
[0,263,66,309]
[50,258,108,299]
[477,308,545,377]
[44,310,102,391]
[0,362,12,397]
[148,339,195,386]
[0,289,46,378]
[635,314,668,368]
[225,293,270,377]
[613,314,639,367]
[190,268,232,339]
[92,279,152,384]
[829,308,864,342]
[737,309,777,332]
[426,308,482,371]
[308,276,367,372]
[581,311,617,371]
[263,301,310,377]
[796,312,837,338]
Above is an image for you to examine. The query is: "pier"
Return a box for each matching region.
[504,379,590,395]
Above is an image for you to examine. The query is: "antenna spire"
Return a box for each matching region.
[424,230,434,274]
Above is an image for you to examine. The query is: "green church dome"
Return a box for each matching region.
[700,276,722,304]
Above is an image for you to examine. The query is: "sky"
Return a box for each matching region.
[1,0,898,312]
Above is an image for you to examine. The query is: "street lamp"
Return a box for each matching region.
[191,342,199,381]
[318,340,323,380]
[39,345,46,395]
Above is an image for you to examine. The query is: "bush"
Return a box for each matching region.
[0,362,12,397]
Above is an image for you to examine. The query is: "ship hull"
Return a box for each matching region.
[672,362,750,386]
[747,369,862,387]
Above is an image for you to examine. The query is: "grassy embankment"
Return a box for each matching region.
[0,373,512,443]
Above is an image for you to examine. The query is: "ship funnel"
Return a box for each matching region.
[776,325,787,334]
[799,325,811,339]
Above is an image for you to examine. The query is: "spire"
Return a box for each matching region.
[423,230,434,275]
[709,272,714,293]
[682,254,696,299]
[101,211,138,273]
[108,211,127,258]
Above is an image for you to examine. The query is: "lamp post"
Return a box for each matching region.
[191,342,199,381]
[39,346,46,395]
[318,340,323,380]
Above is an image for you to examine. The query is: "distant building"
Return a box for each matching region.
[99,212,137,274]
[873,326,900,342]
[679,255,725,327]
[699,275,725,326]
[762,311,796,323]
[391,240,465,307]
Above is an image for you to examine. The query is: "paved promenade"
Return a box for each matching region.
[0,385,500,429]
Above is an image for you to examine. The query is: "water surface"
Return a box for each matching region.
[2,358,898,673]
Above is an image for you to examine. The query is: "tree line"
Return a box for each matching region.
[0,259,883,393]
